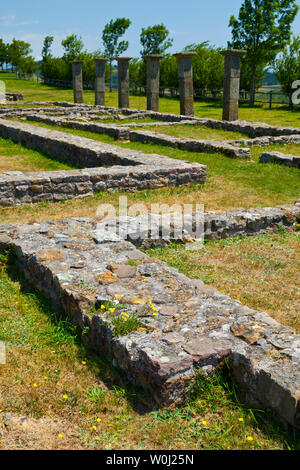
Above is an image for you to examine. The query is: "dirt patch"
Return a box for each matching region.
[0,413,84,450]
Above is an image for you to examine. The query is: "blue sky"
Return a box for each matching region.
[0,0,299,59]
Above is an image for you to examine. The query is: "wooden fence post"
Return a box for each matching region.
[269,91,273,109]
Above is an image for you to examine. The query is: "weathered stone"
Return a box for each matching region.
[94,58,107,106]
[107,263,137,278]
[95,272,119,284]
[231,322,264,345]
[260,151,300,169]
[173,52,196,116]
[220,50,246,122]
[145,55,162,112]
[182,337,232,363]
[70,61,83,104]
[117,57,132,109]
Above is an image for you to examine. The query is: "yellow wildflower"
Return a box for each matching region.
[58,434,63,439]
[63,394,68,400]
[246,436,254,441]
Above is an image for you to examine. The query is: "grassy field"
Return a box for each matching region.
[0,138,77,173]
[0,74,300,450]
[1,72,300,127]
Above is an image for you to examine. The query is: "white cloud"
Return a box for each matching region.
[0,14,39,27]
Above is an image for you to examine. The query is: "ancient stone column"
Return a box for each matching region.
[144,54,162,112]
[70,61,83,104]
[94,58,107,106]
[220,49,246,121]
[117,57,132,109]
[173,52,196,116]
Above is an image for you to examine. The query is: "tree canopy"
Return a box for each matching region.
[8,39,32,71]
[140,24,173,56]
[274,35,300,107]
[102,18,131,91]
[42,36,54,60]
[229,0,299,105]
[61,34,85,62]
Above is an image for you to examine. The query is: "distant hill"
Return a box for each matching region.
[262,71,279,86]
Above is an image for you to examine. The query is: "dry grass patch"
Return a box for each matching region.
[146,230,300,332]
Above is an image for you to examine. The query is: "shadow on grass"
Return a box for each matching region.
[0,136,81,172]
[2,248,300,448]
[188,362,300,451]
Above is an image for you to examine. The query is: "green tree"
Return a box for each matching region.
[41,57,71,81]
[129,58,142,86]
[239,58,265,93]
[102,18,131,91]
[18,56,38,74]
[140,24,173,56]
[8,39,32,72]
[229,0,299,106]
[160,55,178,89]
[61,34,84,62]
[274,35,300,108]
[42,36,54,60]
[185,43,224,95]
[0,39,8,70]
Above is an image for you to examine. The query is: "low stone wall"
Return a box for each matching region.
[0,165,206,207]
[5,93,23,102]
[101,107,300,137]
[26,114,131,140]
[24,114,251,159]
[227,135,300,147]
[260,151,300,169]
[195,118,300,138]
[99,205,300,247]
[1,217,299,428]
[130,130,251,159]
[0,119,206,207]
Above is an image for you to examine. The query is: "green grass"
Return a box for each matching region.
[131,123,251,140]
[1,72,300,127]
[0,137,77,173]
[0,249,299,450]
